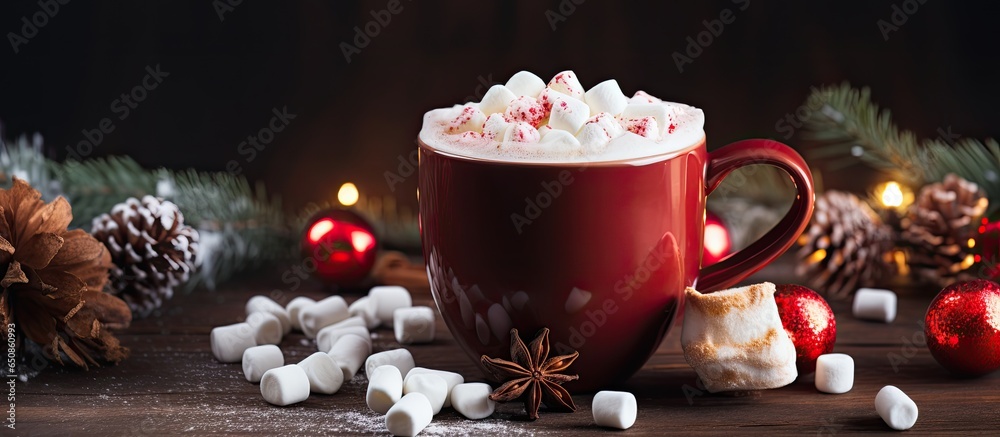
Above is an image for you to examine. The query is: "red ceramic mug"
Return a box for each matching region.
[418,136,814,392]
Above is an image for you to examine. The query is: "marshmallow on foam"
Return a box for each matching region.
[503,96,546,127]
[576,113,625,154]
[447,104,487,134]
[585,79,629,116]
[538,129,582,155]
[619,116,659,139]
[681,282,798,392]
[548,93,591,134]
[477,85,517,116]
[501,122,541,147]
[630,90,661,104]
[548,70,585,100]
[505,71,546,98]
[482,113,509,140]
[621,103,674,139]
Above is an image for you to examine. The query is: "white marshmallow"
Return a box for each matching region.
[327,334,370,380]
[385,393,433,437]
[246,311,282,345]
[592,390,637,430]
[246,295,291,335]
[631,90,661,104]
[260,364,310,406]
[369,286,413,328]
[681,283,798,392]
[619,116,659,139]
[367,365,404,414]
[853,288,897,323]
[477,85,517,115]
[317,325,370,353]
[585,79,629,116]
[815,353,854,394]
[365,348,416,378]
[404,368,464,408]
[538,128,582,154]
[501,122,541,146]
[577,112,625,153]
[394,306,436,344]
[481,113,509,140]
[299,295,350,338]
[298,351,344,395]
[324,315,367,330]
[548,93,591,134]
[548,70,584,99]
[505,71,546,97]
[242,344,283,383]
[450,383,496,420]
[447,104,487,134]
[403,373,448,415]
[349,296,381,329]
[285,296,315,331]
[211,322,257,363]
[621,103,673,139]
[875,385,918,431]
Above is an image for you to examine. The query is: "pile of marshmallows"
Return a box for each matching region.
[814,288,918,431]
[446,70,677,152]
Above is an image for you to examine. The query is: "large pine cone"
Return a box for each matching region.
[796,191,895,298]
[900,174,988,287]
[0,178,131,368]
[91,196,199,317]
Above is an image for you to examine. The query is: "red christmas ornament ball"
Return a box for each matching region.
[925,279,1000,376]
[301,209,378,286]
[774,284,837,374]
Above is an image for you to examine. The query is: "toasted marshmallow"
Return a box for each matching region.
[505,71,546,98]
[621,103,674,139]
[585,80,628,116]
[447,104,487,133]
[503,96,546,127]
[548,94,591,134]
[548,70,584,100]
[681,283,797,392]
[478,85,517,115]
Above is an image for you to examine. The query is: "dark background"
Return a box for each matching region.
[1,0,997,213]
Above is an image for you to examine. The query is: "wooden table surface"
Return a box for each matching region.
[15,255,1000,436]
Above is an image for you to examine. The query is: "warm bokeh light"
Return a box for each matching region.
[338,182,359,206]
[807,249,828,263]
[308,219,335,243]
[875,180,913,210]
[704,223,730,257]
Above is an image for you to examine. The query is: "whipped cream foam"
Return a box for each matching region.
[419,70,705,164]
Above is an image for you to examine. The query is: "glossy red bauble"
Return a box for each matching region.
[925,279,1000,376]
[300,209,378,286]
[774,284,837,375]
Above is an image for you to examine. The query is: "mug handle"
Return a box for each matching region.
[697,139,815,291]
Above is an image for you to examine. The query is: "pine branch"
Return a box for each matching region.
[801,83,1000,213]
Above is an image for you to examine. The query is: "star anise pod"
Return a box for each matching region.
[480,328,579,420]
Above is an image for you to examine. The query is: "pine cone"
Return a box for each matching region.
[900,174,988,287]
[796,191,895,298]
[92,196,199,317]
[0,178,131,368]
